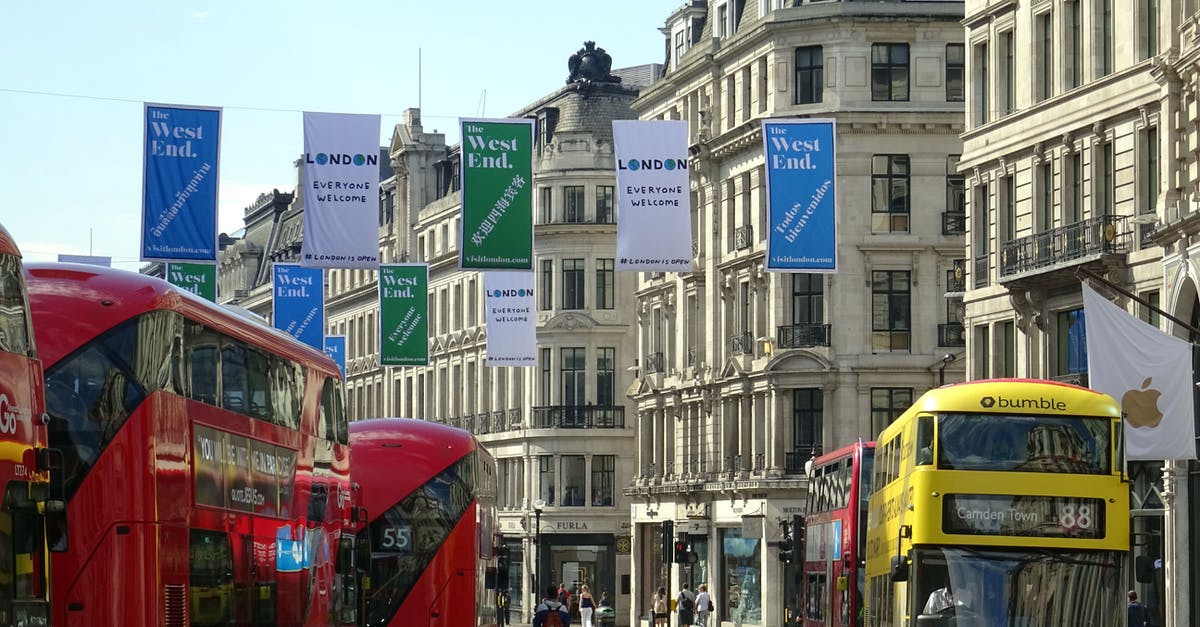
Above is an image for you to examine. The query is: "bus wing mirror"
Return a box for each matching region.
[889,555,909,582]
[1135,555,1155,583]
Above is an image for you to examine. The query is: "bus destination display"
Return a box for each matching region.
[943,494,1104,539]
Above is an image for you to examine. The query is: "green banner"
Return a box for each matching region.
[166,261,217,301]
[459,118,534,270]
[379,264,429,366]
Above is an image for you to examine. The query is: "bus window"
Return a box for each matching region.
[916,416,933,466]
[0,254,31,357]
[245,348,272,420]
[321,378,347,445]
[190,529,234,626]
[220,343,248,413]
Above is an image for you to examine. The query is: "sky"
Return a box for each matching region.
[1,1,672,266]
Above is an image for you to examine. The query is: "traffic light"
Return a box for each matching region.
[661,520,675,564]
[791,515,805,564]
[778,536,793,563]
[673,533,690,563]
[496,545,511,589]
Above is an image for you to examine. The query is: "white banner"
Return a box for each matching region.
[300,112,381,269]
[484,272,536,367]
[1082,283,1197,460]
[613,120,692,272]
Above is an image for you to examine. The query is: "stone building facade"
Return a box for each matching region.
[627,2,965,625]
[961,0,1200,623]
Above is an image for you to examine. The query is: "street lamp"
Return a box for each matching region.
[533,498,545,614]
[938,353,957,386]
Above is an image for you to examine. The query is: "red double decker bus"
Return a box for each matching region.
[799,441,874,627]
[28,263,355,626]
[349,418,500,627]
[0,224,57,625]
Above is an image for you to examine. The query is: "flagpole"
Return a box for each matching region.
[1076,267,1200,337]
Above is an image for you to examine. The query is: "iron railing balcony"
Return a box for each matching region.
[776,323,831,348]
[644,352,664,374]
[531,405,626,428]
[938,322,966,347]
[942,211,966,235]
[730,331,755,356]
[947,259,967,293]
[785,447,822,475]
[734,224,754,250]
[999,214,1128,279]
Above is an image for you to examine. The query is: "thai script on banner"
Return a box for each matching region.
[141,103,221,262]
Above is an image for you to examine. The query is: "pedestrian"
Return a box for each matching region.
[579,584,596,627]
[695,584,712,627]
[677,582,697,625]
[652,586,669,626]
[534,584,571,627]
[1128,590,1149,627]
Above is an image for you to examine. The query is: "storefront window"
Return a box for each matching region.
[722,527,762,624]
[684,536,708,591]
[640,523,669,620]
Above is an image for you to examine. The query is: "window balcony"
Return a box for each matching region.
[776,323,831,349]
[785,447,822,475]
[999,215,1128,283]
[734,224,754,250]
[938,322,966,347]
[947,259,967,293]
[531,405,626,428]
[942,211,966,235]
[730,331,755,356]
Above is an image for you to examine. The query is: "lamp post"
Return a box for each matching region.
[533,498,545,615]
[938,353,957,386]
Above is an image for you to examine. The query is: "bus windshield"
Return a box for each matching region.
[936,413,1111,474]
[912,546,1122,627]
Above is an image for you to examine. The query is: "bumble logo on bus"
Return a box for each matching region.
[979,395,1068,411]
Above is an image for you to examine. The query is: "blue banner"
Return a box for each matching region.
[272,264,324,350]
[141,104,221,262]
[323,335,346,379]
[762,119,837,272]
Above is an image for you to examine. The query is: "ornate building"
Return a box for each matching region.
[627,1,965,625]
[961,0,1200,624]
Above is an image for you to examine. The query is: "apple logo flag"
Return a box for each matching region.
[1082,283,1197,460]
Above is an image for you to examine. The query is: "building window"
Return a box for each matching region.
[1098,141,1114,217]
[1066,0,1081,89]
[974,324,991,380]
[1038,162,1053,231]
[1140,127,1159,248]
[539,455,556,505]
[793,389,823,454]
[1036,13,1053,102]
[1098,0,1113,77]
[561,347,586,406]
[1001,320,1016,377]
[946,155,965,222]
[872,155,910,232]
[564,185,585,223]
[674,28,686,68]
[872,270,911,351]
[540,186,553,223]
[597,347,615,406]
[792,274,824,324]
[1067,152,1083,223]
[591,455,615,506]
[561,455,586,506]
[1141,0,1158,59]
[871,43,910,101]
[1141,291,1161,328]
[1055,308,1087,377]
[947,43,964,102]
[795,46,823,104]
[715,2,729,37]
[540,348,551,405]
[1001,174,1016,242]
[972,42,987,124]
[596,258,615,309]
[596,185,614,223]
[562,258,584,309]
[871,388,913,436]
[973,182,989,288]
[1000,31,1015,114]
[540,259,552,310]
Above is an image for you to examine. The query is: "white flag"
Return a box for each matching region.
[484,272,537,367]
[1082,283,1196,460]
[300,112,381,269]
[613,120,693,272]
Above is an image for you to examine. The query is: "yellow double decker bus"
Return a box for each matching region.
[864,379,1127,627]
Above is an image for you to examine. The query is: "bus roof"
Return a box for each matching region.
[25,262,337,373]
[812,440,875,469]
[350,418,480,515]
[0,223,20,258]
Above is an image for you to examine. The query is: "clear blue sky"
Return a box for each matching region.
[1,1,671,265]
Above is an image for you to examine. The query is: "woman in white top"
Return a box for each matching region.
[695,584,712,627]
